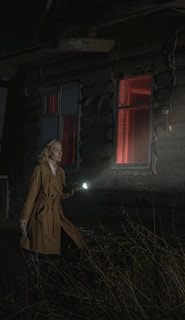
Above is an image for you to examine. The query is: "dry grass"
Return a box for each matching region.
[1,210,185,319]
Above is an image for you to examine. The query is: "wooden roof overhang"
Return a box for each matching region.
[0,0,185,79]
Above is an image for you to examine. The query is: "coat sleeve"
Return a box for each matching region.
[21,165,41,221]
[59,167,80,200]
[61,187,80,200]
[60,190,74,200]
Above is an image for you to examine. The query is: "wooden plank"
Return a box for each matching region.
[81,142,112,159]
[0,176,9,220]
[0,64,17,78]
[57,38,115,52]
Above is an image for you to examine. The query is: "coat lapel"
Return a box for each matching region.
[42,161,65,193]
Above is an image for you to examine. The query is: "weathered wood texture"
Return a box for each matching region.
[4,6,185,220]
[57,38,115,52]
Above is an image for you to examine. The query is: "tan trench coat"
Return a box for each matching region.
[20,161,85,254]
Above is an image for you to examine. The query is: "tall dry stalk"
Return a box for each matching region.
[2,209,185,319]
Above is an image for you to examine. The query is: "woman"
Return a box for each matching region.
[20,139,85,261]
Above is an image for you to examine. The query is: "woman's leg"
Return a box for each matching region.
[29,252,39,263]
[60,228,77,261]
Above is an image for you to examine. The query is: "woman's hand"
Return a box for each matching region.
[71,186,81,195]
[20,219,27,229]
[20,219,28,237]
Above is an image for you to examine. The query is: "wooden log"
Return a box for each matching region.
[57,38,115,52]
[81,142,112,159]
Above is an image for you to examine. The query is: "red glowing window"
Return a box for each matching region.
[116,75,152,165]
[44,94,58,114]
[60,82,80,168]
[61,116,78,166]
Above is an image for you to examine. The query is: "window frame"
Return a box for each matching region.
[113,73,153,170]
[40,82,81,172]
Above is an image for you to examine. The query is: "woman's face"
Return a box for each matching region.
[48,142,62,163]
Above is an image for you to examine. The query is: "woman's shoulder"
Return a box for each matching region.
[33,162,47,174]
[36,161,65,174]
[58,165,65,175]
[32,163,42,174]
[33,161,65,175]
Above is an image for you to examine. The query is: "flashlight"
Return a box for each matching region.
[81,182,88,190]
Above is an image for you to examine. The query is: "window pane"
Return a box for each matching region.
[62,116,78,166]
[116,74,152,166]
[61,82,80,115]
[116,106,150,164]
[119,75,151,107]
[61,82,80,168]
[40,116,59,149]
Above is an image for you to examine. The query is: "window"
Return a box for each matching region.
[44,94,58,115]
[115,74,152,166]
[40,82,81,169]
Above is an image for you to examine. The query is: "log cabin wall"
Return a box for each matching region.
[4,6,185,228]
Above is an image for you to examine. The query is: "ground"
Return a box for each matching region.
[0,222,22,292]
[1,214,185,320]
[0,220,102,320]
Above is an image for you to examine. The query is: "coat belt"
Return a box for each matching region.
[38,192,61,237]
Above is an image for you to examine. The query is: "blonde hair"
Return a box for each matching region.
[38,139,62,163]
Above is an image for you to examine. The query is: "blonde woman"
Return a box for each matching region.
[20,139,85,262]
